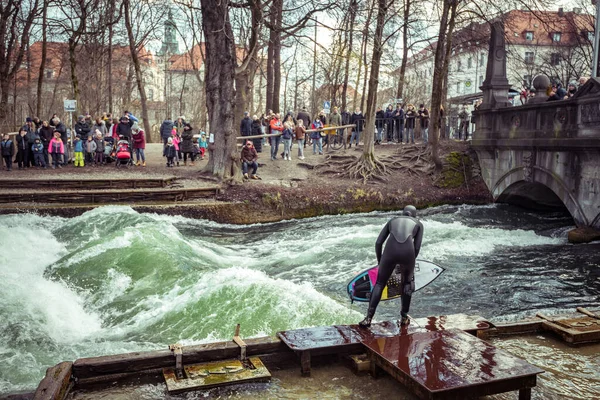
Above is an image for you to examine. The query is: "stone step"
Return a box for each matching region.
[0,177,179,190]
[0,186,219,205]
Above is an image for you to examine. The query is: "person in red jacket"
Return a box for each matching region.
[269,113,284,161]
[132,125,146,167]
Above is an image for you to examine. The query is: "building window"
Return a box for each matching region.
[456,82,461,94]
[468,57,472,69]
[525,31,534,41]
[148,89,154,101]
[480,53,485,67]
[550,53,561,66]
[524,52,534,64]
[457,60,462,71]
[523,75,532,86]
[552,32,561,42]
[45,69,54,79]
[479,75,483,86]
[586,31,594,41]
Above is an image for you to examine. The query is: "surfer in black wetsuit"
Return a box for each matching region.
[359,205,423,328]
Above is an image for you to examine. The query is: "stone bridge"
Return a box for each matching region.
[471,22,600,231]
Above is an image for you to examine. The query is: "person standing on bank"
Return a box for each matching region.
[359,205,423,328]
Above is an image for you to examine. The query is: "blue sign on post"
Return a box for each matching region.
[323,101,331,109]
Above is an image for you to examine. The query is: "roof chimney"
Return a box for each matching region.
[558,7,564,16]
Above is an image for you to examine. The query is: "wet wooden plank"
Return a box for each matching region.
[72,337,286,380]
[363,328,543,400]
[33,361,73,400]
[278,314,490,352]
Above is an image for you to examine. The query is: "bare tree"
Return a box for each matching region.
[0,0,40,127]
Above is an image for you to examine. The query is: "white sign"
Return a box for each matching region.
[209,133,215,143]
[395,98,403,104]
[324,107,331,115]
[64,99,77,112]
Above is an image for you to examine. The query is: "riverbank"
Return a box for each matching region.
[0,140,492,223]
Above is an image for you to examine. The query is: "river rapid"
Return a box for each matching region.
[1,204,599,396]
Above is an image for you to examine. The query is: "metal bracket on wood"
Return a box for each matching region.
[169,343,184,379]
[233,324,247,361]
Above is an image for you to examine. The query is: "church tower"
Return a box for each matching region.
[158,9,179,56]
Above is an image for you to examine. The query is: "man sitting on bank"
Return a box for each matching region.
[241,140,260,180]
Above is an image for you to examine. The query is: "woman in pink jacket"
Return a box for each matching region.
[48,131,64,169]
[132,126,146,167]
[171,129,181,166]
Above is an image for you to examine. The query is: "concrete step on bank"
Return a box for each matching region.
[0,177,179,191]
[0,186,220,205]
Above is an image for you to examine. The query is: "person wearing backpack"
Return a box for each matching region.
[1,134,14,171]
[310,117,323,155]
[281,121,294,160]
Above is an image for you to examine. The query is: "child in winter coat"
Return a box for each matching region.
[48,132,64,169]
[16,129,29,169]
[1,133,14,171]
[163,137,177,167]
[85,135,97,165]
[94,131,105,165]
[32,138,46,168]
[73,135,84,167]
[171,129,181,166]
[199,134,208,160]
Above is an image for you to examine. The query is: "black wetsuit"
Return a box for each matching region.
[367,216,424,319]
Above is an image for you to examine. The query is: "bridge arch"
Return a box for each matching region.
[491,166,587,226]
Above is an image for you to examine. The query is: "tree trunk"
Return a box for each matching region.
[123,0,152,142]
[396,0,411,99]
[68,40,81,115]
[363,0,389,159]
[107,0,115,114]
[271,0,283,113]
[341,2,356,111]
[36,2,48,117]
[429,0,452,170]
[200,0,239,181]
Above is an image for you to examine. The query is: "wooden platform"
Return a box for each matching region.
[364,328,544,400]
[0,177,178,190]
[277,314,491,376]
[536,307,600,345]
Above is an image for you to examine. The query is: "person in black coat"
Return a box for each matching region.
[116,115,134,142]
[240,112,253,137]
[394,105,405,143]
[349,108,364,148]
[384,105,395,142]
[75,115,91,138]
[39,121,54,165]
[251,115,263,152]
[375,108,385,144]
[15,129,30,169]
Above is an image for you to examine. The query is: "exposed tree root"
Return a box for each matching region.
[315,144,434,184]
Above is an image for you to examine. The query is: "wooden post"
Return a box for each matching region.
[300,351,311,377]
[519,387,532,400]
[233,324,247,361]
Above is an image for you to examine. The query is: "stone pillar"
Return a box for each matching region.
[478,22,511,111]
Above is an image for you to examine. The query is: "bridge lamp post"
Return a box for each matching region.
[593,0,600,77]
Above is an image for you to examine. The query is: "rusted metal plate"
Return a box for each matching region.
[277,314,491,352]
[363,328,543,399]
[163,357,270,394]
